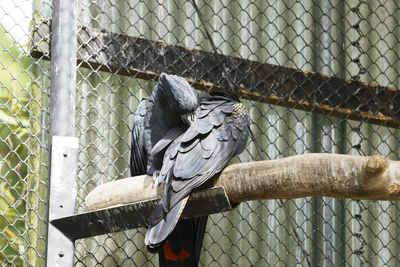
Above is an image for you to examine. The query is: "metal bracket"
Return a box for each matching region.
[46,136,79,267]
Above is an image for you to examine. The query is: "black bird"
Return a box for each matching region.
[130,73,199,176]
[145,93,251,265]
[130,73,208,266]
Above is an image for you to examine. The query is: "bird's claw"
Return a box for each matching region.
[152,170,160,184]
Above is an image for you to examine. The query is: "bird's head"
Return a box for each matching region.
[158,73,199,114]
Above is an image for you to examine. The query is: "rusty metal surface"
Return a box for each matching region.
[31,20,400,128]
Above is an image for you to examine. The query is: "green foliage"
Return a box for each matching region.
[0,24,31,266]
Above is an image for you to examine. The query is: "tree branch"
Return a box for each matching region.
[85,153,400,211]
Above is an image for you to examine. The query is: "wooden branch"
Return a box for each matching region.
[214,154,400,203]
[31,20,400,128]
[85,154,400,211]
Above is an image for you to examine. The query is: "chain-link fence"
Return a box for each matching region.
[1,0,400,266]
[0,0,50,266]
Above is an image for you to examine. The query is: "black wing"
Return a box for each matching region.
[130,73,200,176]
[145,95,250,250]
[130,98,150,176]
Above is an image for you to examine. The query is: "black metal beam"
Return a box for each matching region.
[50,186,231,240]
[31,20,400,128]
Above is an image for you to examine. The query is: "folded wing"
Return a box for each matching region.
[146,94,250,250]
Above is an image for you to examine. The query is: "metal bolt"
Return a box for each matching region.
[58,251,64,258]
[63,152,68,157]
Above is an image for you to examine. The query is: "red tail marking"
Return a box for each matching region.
[163,241,191,265]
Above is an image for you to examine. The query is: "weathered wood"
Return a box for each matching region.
[214,154,400,203]
[54,187,231,240]
[85,154,400,211]
[31,20,400,128]
[85,174,162,211]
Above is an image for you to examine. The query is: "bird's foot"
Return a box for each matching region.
[152,170,160,184]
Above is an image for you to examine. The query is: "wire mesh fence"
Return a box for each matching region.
[1,0,400,266]
[0,1,50,266]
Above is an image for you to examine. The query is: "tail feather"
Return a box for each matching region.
[145,195,189,252]
[194,216,207,263]
[159,216,208,267]
[194,216,208,266]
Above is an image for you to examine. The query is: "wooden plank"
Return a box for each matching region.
[31,20,400,128]
[51,186,231,240]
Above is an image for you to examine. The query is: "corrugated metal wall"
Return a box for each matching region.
[34,0,400,266]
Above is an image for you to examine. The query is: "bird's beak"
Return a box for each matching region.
[181,112,195,126]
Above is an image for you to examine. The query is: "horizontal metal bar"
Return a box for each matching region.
[50,186,231,240]
[31,20,400,128]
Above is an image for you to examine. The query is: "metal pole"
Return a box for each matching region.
[49,0,77,138]
[46,0,78,266]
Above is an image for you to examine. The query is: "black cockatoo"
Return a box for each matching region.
[145,93,251,266]
[130,73,209,266]
[130,73,199,176]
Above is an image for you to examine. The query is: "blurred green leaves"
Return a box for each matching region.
[0,23,31,266]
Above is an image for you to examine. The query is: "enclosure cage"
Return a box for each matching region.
[1,0,400,266]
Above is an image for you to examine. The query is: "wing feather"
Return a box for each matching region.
[166,98,249,207]
[145,195,189,252]
[151,125,186,156]
[130,98,148,176]
[146,94,250,250]
[208,109,226,126]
